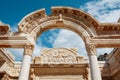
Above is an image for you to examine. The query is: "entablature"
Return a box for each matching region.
[96,23,120,35]
[0,32,35,48]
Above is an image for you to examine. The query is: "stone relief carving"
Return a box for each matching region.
[41,48,78,64]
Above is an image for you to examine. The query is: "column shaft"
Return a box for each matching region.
[85,43,102,80]
[89,54,102,80]
[18,55,31,80]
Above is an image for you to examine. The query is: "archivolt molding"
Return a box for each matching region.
[18,7,99,40]
[18,7,120,37]
[33,19,91,40]
[18,9,46,34]
[51,7,100,31]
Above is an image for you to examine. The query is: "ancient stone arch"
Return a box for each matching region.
[18,7,99,40]
[0,6,120,80]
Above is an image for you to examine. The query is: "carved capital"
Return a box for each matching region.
[85,37,96,56]
[86,44,97,56]
[24,45,34,56]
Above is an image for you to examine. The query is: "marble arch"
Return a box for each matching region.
[0,6,120,80]
[18,7,120,48]
[18,6,102,80]
[18,7,99,41]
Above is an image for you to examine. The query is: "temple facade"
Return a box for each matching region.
[0,6,120,80]
[0,48,120,80]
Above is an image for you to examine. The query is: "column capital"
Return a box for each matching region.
[86,44,97,56]
[24,45,34,56]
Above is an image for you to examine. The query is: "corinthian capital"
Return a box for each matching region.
[86,44,97,56]
[24,45,34,56]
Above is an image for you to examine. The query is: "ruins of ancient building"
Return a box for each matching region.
[0,7,120,80]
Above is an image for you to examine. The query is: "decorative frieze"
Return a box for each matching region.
[41,48,79,64]
[96,23,120,35]
[18,7,100,39]
[18,9,46,34]
[51,7,99,28]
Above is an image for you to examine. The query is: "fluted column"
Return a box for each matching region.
[86,44,102,80]
[18,45,34,80]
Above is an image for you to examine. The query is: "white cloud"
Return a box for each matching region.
[33,44,44,57]
[53,30,113,57]
[80,0,120,22]
[53,29,87,56]
[47,30,59,43]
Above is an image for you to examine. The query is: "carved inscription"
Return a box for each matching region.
[41,48,77,64]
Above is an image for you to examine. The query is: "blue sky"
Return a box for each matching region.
[0,0,89,26]
[0,0,120,61]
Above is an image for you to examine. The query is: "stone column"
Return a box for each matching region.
[18,45,34,80]
[86,44,102,80]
